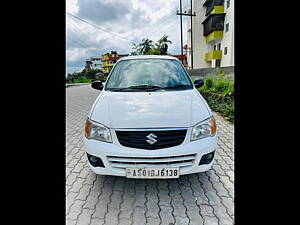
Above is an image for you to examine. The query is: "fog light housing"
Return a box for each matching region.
[199,151,215,165]
[86,153,105,168]
[89,156,98,164]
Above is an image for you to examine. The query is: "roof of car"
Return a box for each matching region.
[118,55,179,61]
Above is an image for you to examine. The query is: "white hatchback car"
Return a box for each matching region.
[84,55,217,179]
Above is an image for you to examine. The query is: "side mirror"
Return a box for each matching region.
[194,79,204,88]
[91,80,103,90]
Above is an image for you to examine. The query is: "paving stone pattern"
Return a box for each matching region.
[66,85,234,225]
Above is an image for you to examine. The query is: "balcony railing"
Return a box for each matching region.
[205,30,223,43]
[211,6,224,14]
[205,50,222,62]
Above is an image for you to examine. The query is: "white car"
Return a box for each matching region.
[84,55,218,179]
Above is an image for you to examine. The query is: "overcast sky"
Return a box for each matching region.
[66,0,190,74]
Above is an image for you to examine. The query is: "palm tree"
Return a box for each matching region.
[130,36,172,55]
[140,38,154,55]
[131,38,154,55]
[157,35,172,55]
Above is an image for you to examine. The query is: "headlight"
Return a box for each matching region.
[191,117,217,141]
[85,118,112,143]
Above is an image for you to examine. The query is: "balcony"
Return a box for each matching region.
[203,0,224,16]
[205,30,223,43]
[205,50,222,62]
[202,13,225,36]
[211,6,224,14]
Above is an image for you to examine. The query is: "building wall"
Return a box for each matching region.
[220,0,234,67]
[101,54,114,74]
[188,0,234,69]
[90,57,102,70]
[101,52,129,74]
[192,0,211,69]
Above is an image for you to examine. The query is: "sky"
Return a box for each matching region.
[66,0,191,75]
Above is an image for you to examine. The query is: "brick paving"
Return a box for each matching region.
[66,85,234,225]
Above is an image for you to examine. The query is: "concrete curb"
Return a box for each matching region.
[66,83,90,88]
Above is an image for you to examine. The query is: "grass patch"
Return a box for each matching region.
[197,72,234,122]
[66,77,92,84]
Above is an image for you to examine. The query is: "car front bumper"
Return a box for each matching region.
[83,128,218,178]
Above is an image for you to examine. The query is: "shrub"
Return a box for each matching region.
[213,79,232,94]
[99,75,108,82]
[205,78,213,89]
[198,75,234,122]
[66,69,102,84]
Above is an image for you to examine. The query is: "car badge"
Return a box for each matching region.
[146,133,158,145]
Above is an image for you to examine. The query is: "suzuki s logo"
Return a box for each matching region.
[146,133,158,145]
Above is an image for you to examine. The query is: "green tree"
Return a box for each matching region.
[131,38,154,55]
[131,42,140,55]
[157,35,172,55]
[66,68,101,83]
[131,35,172,55]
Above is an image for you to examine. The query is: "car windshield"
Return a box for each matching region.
[105,59,193,91]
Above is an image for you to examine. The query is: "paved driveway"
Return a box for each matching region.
[66,85,234,225]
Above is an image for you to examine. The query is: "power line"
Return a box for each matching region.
[142,13,177,39]
[67,27,95,51]
[67,35,91,51]
[68,19,93,45]
[66,34,100,57]
[66,12,136,43]
[67,28,88,48]
[67,19,104,56]
[67,16,128,57]
[67,22,95,50]
[67,37,87,49]
[68,19,107,58]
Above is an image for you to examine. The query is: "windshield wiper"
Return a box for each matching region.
[163,84,191,89]
[126,85,162,90]
[108,84,191,92]
[107,85,163,92]
[107,88,129,91]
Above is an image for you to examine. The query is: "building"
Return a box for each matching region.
[90,57,102,70]
[186,0,234,68]
[85,57,102,70]
[101,51,129,74]
[85,59,92,70]
[170,54,188,68]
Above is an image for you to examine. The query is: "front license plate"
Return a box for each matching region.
[126,168,179,179]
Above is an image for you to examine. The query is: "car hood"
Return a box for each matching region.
[90,89,211,128]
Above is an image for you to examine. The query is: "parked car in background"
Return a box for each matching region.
[84,55,218,179]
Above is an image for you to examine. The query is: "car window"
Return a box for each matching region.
[105,59,192,90]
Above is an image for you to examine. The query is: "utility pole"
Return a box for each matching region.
[177,0,196,68]
[190,0,194,69]
[178,0,183,64]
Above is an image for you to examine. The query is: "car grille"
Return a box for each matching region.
[115,129,187,150]
[107,154,197,169]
